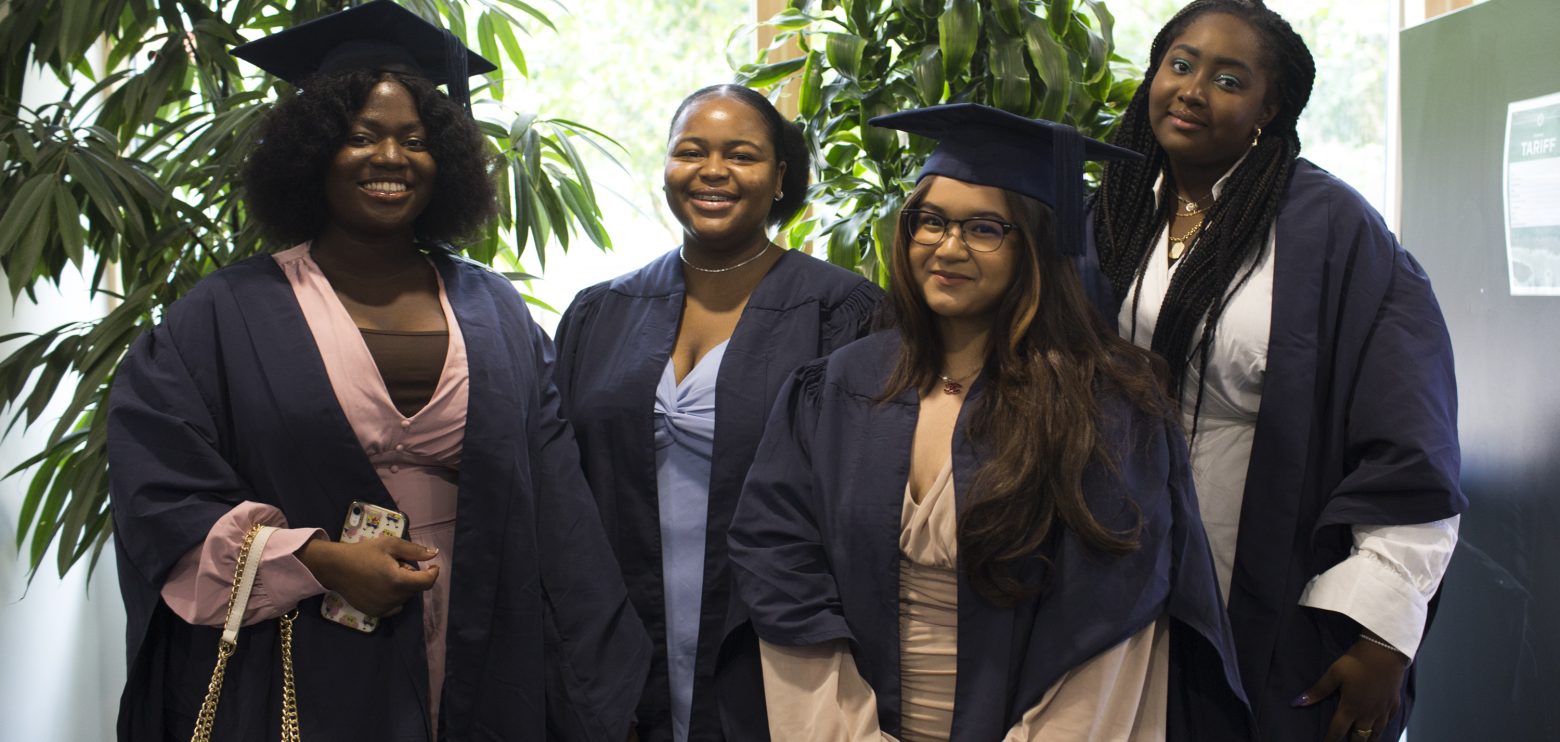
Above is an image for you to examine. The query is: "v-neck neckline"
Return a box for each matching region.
[664,338,729,396]
[304,245,461,422]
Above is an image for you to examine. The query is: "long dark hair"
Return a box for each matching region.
[1093,0,1314,434]
[883,178,1172,606]
[668,84,811,225]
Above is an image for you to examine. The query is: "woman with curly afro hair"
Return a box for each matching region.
[106,4,649,740]
[1088,2,1464,740]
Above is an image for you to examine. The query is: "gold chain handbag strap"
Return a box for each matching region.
[190,523,303,742]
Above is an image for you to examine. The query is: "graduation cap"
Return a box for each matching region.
[868,103,1141,256]
[231,0,496,111]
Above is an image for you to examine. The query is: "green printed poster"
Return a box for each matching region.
[1505,91,1560,296]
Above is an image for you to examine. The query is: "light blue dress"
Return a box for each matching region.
[653,339,727,742]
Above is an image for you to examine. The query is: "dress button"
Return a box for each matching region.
[400,419,412,429]
[390,464,401,474]
[394,444,405,452]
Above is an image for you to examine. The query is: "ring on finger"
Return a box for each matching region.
[1352,729,1373,739]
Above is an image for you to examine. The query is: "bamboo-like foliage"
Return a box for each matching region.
[0,0,617,579]
[736,0,1139,285]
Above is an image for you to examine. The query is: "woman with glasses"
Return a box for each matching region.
[728,103,1254,741]
[552,84,883,741]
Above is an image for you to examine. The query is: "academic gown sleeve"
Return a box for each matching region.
[111,297,269,623]
[1314,222,1462,525]
[524,310,655,740]
[728,359,853,649]
[1300,203,1464,657]
[109,290,295,740]
[822,280,887,349]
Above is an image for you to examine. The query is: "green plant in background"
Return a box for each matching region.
[0,0,617,579]
[736,0,1139,285]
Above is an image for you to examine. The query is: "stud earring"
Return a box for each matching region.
[773,191,784,202]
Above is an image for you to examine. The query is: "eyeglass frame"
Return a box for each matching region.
[899,209,1019,253]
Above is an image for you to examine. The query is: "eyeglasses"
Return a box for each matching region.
[901,209,1017,253]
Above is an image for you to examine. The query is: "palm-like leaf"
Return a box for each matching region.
[0,0,616,579]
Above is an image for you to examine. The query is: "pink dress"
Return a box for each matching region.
[160,243,469,723]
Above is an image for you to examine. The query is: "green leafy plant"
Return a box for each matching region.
[736,0,1139,284]
[0,0,618,579]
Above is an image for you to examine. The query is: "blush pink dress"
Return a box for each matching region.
[160,243,469,725]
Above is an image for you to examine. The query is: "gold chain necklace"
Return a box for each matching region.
[1168,217,1204,262]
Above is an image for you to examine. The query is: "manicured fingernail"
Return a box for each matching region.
[425,546,439,555]
[1291,694,1309,707]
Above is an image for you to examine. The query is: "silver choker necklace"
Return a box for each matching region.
[679,242,772,273]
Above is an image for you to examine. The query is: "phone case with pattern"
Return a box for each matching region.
[320,500,407,633]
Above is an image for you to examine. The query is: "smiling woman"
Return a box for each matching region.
[243,71,492,247]
[1090,3,1464,741]
[552,84,883,742]
[320,82,439,241]
[664,94,787,272]
[105,3,651,740]
[729,103,1254,741]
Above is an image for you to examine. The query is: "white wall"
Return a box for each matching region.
[0,59,124,742]
[0,267,122,739]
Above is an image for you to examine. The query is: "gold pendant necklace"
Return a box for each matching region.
[1168,219,1202,262]
[1176,192,1211,215]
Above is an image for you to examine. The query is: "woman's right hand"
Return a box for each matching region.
[297,535,439,617]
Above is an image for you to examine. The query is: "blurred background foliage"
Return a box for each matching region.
[737,0,1141,285]
[0,0,617,579]
[0,0,1393,580]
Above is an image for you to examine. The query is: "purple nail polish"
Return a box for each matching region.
[1290,694,1309,707]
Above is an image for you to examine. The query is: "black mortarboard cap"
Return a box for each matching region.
[869,103,1142,256]
[231,0,496,111]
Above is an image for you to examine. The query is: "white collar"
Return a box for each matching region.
[1150,151,1250,207]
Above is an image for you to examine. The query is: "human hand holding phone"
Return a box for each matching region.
[300,535,440,620]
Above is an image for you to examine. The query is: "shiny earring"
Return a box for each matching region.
[1251,126,1263,148]
[773,191,784,202]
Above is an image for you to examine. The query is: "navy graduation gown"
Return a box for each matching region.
[728,332,1255,741]
[552,248,883,742]
[1231,162,1464,740]
[1084,160,1466,740]
[109,250,651,742]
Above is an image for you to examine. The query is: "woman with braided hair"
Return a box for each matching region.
[1088,2,1464,741]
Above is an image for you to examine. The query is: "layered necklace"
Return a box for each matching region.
[1169,193,1212,262]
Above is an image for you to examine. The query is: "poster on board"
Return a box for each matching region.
[1505,91,1560,296]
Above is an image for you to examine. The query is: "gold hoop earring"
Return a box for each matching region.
[1251,126,1263,148]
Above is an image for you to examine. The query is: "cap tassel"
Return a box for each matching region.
[1053,124,1085,257]
[443,29,472,113]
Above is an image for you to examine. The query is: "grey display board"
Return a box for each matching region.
[1400,0,1559,737]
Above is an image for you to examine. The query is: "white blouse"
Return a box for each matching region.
[1117,171,1459,658]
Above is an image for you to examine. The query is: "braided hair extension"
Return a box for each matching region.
[1092,0,1315,437]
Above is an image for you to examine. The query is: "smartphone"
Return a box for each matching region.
[320,500,408,633]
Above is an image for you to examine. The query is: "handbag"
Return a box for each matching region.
[189,523,303,742]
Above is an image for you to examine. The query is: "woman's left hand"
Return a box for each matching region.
[1294,635,1409,742]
